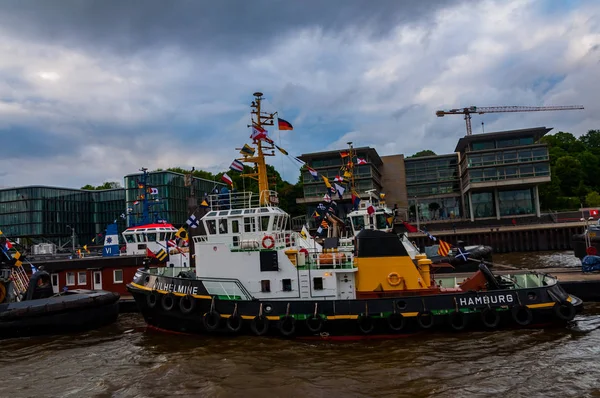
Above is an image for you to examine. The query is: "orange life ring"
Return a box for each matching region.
[387,272,402,287]
[262,235,275,249]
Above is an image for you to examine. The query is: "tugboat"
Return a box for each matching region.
[127,93,582,339]
[0,237,120,339]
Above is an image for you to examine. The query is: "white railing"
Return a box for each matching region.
[206,190,279,210]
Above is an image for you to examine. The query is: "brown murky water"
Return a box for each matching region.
[1,251,598,398]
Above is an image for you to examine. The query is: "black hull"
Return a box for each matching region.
[0,290,120,339]
[127,271,582,340]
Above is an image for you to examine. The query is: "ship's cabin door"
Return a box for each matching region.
[93,271,102,290]
[51,273,59,294]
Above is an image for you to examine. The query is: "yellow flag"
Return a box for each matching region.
[175,227,189,241]
[84,245,90,253]
[14,251,22,267]
[0,229,3,235]
[343,170,352,179]
[322,175,332,189]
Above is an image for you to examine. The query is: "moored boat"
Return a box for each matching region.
[127,92,582,339]
[0,240,120,339]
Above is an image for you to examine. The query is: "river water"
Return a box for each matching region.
[2,251,599,398]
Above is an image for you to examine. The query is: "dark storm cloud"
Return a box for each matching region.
[0,0,459,56]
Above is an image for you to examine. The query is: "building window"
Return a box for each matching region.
[261,280,271,292]
[78,271,87,285]
[66,272,75,286]
[313,277,324,290]
[113,269,123,284]
[282,279,292,292]
[472,192,495,218]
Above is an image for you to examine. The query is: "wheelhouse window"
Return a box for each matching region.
[66,272,75,286]
[114,269,123,284]
[219,219,228,234]
[261,279,271,292]
[313,277,324,290]
[260,216,270,232]
[206,220,217,234]
[282,279,292,292]
[124,234,135,243]
[78,271,87,285]
[147,233,157,242]
[244,217,256,233]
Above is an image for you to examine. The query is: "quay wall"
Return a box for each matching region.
[404,221,584,253]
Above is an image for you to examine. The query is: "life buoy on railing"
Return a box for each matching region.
[387,272,402,287]
[262,235,275,249]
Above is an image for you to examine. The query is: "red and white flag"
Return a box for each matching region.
[221,173,233,186]
[250,125,269,141]
[357,158,367,165]
[367,204,375,215]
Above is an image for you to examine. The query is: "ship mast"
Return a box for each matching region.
[347,142,356,193]
[240,92,275,205]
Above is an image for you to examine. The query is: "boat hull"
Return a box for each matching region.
[0,290,120,339]
[127,271,582,339]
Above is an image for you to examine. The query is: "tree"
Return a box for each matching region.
[539,175,562,210]
[577,151,600,192]
[580,130,600,155]
[408,150,436,158]
[80,182,122,190]
[554,156,583,196]
[586,191,600,207]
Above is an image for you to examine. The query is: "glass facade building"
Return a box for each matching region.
[405,154,461,221]
[456,127,552,221]
[0,186,125,246]
[297,147,383,221]
[0,171,224,249]
[124,171,225,227]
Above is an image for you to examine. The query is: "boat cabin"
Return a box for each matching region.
[122,223,189,267]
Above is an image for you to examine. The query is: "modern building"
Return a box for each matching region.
[0,186,125,247]
[456,127,551,221]
[296,147,385,220]
[0,170,225,250]
[296,126,552,224]
[404,153,461,221]
[123,170,225,227]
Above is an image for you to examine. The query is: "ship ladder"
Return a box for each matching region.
[10,266,30,301]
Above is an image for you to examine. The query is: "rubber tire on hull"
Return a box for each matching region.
[480,308,501,328]
[357,315,374,334]
[448,311,468,331]
[251,315,269,336]
[553,302,576,321]
[511,305,532,326]
[147,292,159,309]
[179,295,196,314]
[417,311,434,329]
[226,314,243,333]
[306,316,324,333]
[387,313,406,332]
[279,316,296,337]
[203,311,221,332]
[161,293,176,312]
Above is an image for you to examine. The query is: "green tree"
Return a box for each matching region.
[580,130,600,155]
[554,156,583,196]
[539,175,562,209]
[586,191,600,207]
[577,151,600,191]
[408,150,436,158]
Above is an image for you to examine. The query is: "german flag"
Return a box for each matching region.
[277,118,293,130]
[437,240,452,257]
[156,248,169,262]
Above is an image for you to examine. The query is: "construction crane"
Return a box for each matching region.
[435,105,585,136]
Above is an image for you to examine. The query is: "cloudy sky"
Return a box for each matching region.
[0,0,599,188]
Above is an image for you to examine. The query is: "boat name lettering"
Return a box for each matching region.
[155,282,198,295]
[458,294,514,306]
